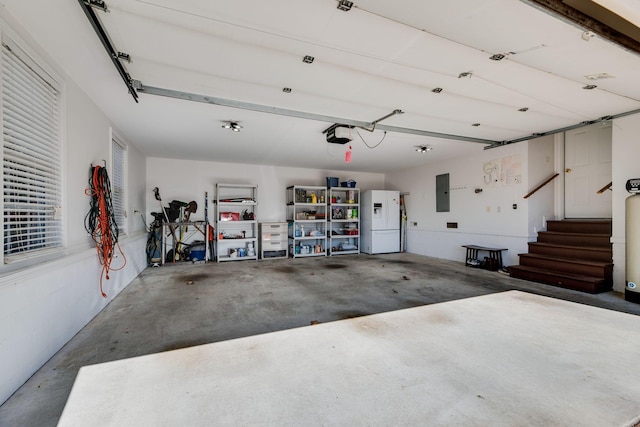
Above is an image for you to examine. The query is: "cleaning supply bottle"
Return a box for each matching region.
[311,192,317,204]
[300,225,305,237]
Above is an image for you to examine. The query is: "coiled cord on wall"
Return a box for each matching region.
[84,165,126,297]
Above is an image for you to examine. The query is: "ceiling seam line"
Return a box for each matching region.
[132,81,497,145]
[499,107,640,146]
[115,2,635,118]
[356,3,640,109]
[472,74,592,120]
[133,82,640,148]
[124,1,457,81]
[126,55,555,126]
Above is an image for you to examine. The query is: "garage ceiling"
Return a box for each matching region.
[2,0,639,172]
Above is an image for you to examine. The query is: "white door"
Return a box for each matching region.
[565,123,612,218]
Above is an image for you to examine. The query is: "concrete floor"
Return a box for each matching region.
[2,253,640,426]
[57,291,640,426]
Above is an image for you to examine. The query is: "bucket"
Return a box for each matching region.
[326,176,339,188]
[189,242,206,261]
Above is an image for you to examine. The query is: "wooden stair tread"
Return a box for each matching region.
[535,232,611,248]
[538,231,610,237]
[517,253,612,267]
[511,219,613,294]
[528,242,610,251]
[527,242,612,263]
[545,219,611,234]
[547,219,611,223]
[509,265,604,284]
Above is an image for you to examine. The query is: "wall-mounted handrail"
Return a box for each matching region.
[596,181,612,194]
[523,173,560,199]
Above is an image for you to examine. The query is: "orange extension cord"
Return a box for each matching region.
[85,165,126,297]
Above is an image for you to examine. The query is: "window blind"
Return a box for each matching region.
[2,43,62,259]
[112,138,126,235]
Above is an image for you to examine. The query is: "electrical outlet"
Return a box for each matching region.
[412,222,418,226]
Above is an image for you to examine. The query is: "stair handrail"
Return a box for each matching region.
[523,173,560,199]
[596,181,612,194]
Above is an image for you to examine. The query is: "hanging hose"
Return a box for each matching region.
[84,165,126,297]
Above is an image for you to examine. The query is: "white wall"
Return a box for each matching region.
[0,66,148,405]
[385,116,639,294]
[146,158,385,224]
[386,143,530,267]
[611,113,640,292]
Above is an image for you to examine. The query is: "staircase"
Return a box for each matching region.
[509,219,612,294]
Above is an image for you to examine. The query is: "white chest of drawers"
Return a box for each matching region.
[259,222,288,259]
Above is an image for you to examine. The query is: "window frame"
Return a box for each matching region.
[0,28,64,267]
[110,132,127,236]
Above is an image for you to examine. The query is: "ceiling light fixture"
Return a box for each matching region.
[472,123,481,127]
[518,107,529,112]
[282,87,292,93]
[432,87,443,93]
[489,53,506,61]
[415,145,433,153]
[583,84,597,90]
[458,71,473,78]
[222,121,242,132]
[337,0,353,11]
[303,55,314,64]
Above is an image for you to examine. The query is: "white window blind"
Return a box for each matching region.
[2,42,62,260]
[112,138,127,235]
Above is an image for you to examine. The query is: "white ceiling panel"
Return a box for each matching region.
[1,0,638,172]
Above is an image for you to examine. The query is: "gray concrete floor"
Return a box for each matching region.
[2,253,640,427]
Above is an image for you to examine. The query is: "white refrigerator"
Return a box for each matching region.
[361,190,400,254]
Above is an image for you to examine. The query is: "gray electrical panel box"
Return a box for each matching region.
[436,173,450,212]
